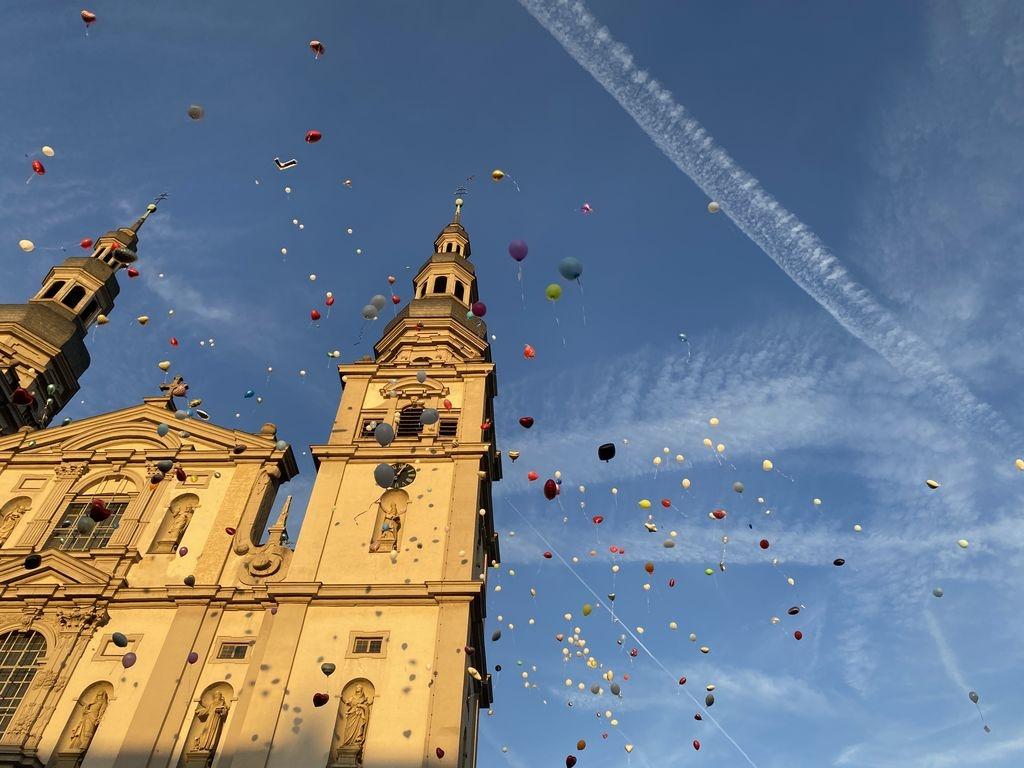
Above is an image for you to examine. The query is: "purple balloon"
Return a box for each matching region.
[178,546,188,557]
[121,652,137,669]
[508,240,528,262]
[187,651,199,664]
[471,301,487,318]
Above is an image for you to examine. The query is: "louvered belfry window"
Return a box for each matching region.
[396,406,424,438]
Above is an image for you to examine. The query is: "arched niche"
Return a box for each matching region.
[179,682,233,768]
[50,681,113,765]
[330,679,375,767]
[0,496,31,546]
[369,490,408,554]
[150,493,199,554]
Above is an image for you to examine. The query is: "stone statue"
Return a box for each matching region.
[0,500,28,544]
[164,500,195,546]
[339,685,372,751]
[191,691,229,753]
[374,504,402,552]
[68,690,108,752]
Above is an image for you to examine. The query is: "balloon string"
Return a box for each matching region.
[517,264,526,309]
[551,302,566,347]
[506,500,761,768]
[577,279,587,326]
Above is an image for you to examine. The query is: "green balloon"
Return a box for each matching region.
[545,283,563,301]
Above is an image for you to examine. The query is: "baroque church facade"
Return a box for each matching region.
[0,200,499,768]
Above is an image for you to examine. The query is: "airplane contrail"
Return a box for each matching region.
[518,0,1014,445]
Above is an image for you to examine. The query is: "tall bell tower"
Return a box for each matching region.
[291,198,501,767]
[0,200,161,435]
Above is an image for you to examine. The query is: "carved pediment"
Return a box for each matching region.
[0,550,114,587]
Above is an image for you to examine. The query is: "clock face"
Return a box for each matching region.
[392,463,417,488]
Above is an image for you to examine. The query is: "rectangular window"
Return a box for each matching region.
[438,418,458,438]
[351,636,384,655]
[0,631,46,737]
[396,407,424,438]
[43,498,128,552]
[216,642,251,660]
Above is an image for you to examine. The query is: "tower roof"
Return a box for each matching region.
[433,198,470,257]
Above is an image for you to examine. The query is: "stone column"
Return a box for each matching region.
[421,599,472,768]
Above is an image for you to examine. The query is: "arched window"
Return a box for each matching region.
[453,281,465,301]
[432,276,448,294]
[418,282,427,298]
[81,299,99,324]
[62,285,86,309]
[396,406,424,438]
[42,281,65,300]
[0,631,46,737]
[44,475,135,552]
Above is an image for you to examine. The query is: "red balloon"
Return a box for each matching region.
[80,238,93,249]
[527,471,539,481]
[31,160,45,176]
[609,545,619,554]
[661,498,671,508]
[668,578,676,587]
[175,468,186,481]
[225,527,236,535]
[471,301,487,317]
[644,561,655,574]
[629,648,638,657]
[435,747,445,759]
[127,267,139,278]
[310,309,321,321]
[11,387,34,406]
[523,344,536,359]
[712,508,727,520]
[678,676,687,685]
[518,416,534,428]
[443,399,452,410]
[391,294,400,305]
[543,551,553,559]
[759,538,770,549]
[591,515,604,525]
[309,40,325,57]
[693,740,701,751]
[305,130,322,143]
[387,275,396,284]
[694,713,702,720]
[312,692,329,707]
[88,498,111,522]
[325,295,335,306]
[543,479,558,500]
[794,630,803,640]
[566,757,577,768]
[81,9,96,25]
[169,337,179,346]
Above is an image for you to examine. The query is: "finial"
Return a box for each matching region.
[128,192,167,234]
[453,197,464,224]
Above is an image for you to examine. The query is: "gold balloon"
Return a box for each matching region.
[95,314,109,325]
[491,169,505,181]
[762,459,774,471]
[137,315,150,325]
[18,239,35,252]
[158,361,172,372]
[41,146,55,157]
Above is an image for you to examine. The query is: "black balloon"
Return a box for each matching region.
[598,442,616,461]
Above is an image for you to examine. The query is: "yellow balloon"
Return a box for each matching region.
[708,416,719,426]
[491,169,505,181]
[652,456,662,466]
[137,315,150,325]
[762,459,774,472]
[158,361,172,372]
[716,443,725,453]
[957,539,969,549]
[681,478,691,489]
[582,603,592,616]
[1016,458,1024,471]
[638,499,651,509]
[18,239,35,252]
[41,146,55,158]
[703,438,713,448]
[96,314,109,325]
[925,479,940,489]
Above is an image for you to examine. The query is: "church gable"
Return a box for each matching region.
[0,549,114,588]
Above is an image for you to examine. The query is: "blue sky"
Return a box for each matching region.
[3,1,1024,766]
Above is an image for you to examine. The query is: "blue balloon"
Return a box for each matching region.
[558,257,583,281]
[244,390,255,399]
[156,423,170,436]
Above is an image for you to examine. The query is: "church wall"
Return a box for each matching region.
[301,461,456,585]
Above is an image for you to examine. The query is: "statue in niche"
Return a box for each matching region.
[191,690,229,753]
[368,489,407,553]
[332,683,374,766]
[155,496,196,551]
[0,499,29,544]
[67,689,108,752]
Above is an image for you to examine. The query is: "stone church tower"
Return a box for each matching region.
[0,201,499,768]
[0,201,161,435]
